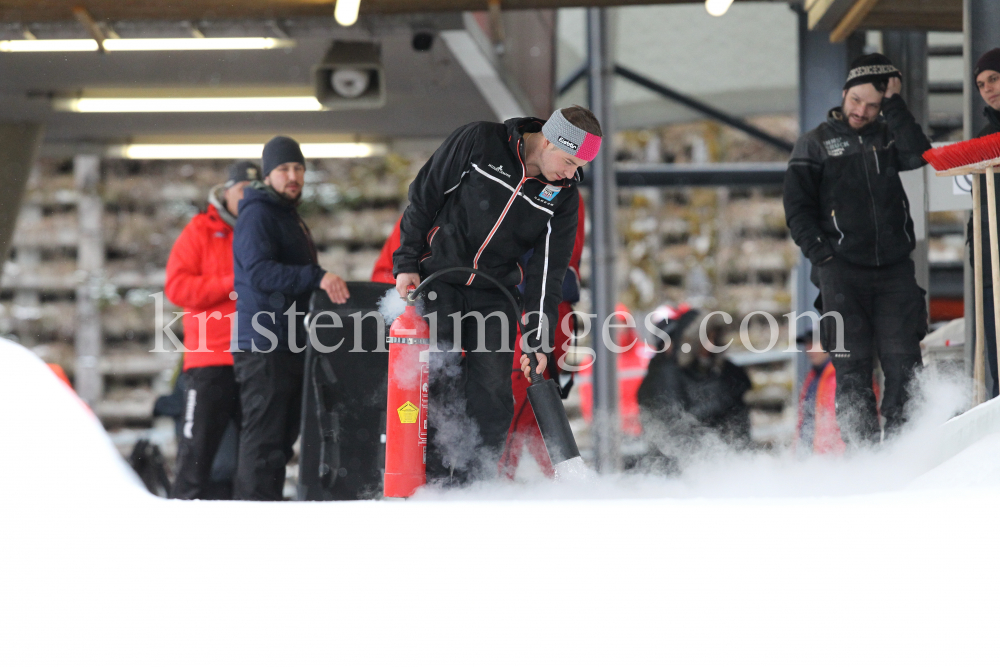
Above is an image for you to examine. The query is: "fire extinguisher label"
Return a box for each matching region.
[419,366,429,464]
[386,336,431,345]
[397,401,419,424]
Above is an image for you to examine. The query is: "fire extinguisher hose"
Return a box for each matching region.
[407,267,545,383]
[405,266,585,472]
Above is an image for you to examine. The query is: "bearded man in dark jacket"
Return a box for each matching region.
[232,136,349,500]
[784,54,931,445]
[968,48,1000,398]
[393,106,602,485]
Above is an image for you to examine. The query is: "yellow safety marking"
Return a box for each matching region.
[397,401,419,424]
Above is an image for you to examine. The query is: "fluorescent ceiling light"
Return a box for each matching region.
[55,96,323,113]
[0,37,294,53]
[108,143,386,160]
[705,0,735,17]
[334,0,361,27]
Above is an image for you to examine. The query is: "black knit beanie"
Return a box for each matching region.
[224,160,261,187]
[662,308,700,345]
[975,48,1000,80]
[844,53,900,91]
[262,136,305,177]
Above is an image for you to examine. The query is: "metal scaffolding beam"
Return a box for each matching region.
[965,0,1000,139]
[580,162,787,188]
[883,30,930,305]
[614,65,794,153]
[0,123,43,281]
[794,8,847,391]
[587,7,620,472]
[559,62,795,153]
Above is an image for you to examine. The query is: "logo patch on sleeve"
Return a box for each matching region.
[539,184,562,202]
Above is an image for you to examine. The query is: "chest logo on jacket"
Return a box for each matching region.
[538,185,561,202]
[489,163,512,179]
[823,137,850,157]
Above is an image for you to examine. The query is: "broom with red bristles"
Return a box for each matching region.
[923,134,1000,173]
[924,134,1000,405]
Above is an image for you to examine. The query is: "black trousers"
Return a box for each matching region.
[421,282,517,485]
[232,351,305,500]
[169,365,241,500]
[818,256,927,445]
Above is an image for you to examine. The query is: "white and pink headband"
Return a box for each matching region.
[541,108,602,162]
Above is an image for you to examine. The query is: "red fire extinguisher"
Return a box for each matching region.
[384,294,429,497]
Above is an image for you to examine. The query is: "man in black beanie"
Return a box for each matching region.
[968,48,1000,397]
[231,136,349,500]
[784,53,931,446]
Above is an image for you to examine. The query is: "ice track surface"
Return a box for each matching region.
[2,337,1000,666]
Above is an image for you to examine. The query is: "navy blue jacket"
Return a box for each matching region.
[232,184,325,352]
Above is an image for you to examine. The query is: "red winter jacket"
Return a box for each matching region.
[371,222,401,285]
[796,361,843,455]
[165,204,236,370]
[795,361,882,455]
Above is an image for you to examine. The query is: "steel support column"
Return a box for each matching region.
[587,7,619,472]
[795,9,847,389]
[74,155,104,408]
[883,31,930,302]
[883,31,929,132]
[964,0,1000,140]
[0,123,43,279]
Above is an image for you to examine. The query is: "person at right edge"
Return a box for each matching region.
[969,48,1000,398]
[784,53,931,446]
[232,136,350,500]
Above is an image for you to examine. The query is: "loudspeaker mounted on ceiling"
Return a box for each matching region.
[313,41,385,109]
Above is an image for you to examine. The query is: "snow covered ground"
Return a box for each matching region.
[2,337,1000,665]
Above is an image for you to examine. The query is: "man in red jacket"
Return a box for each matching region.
[164,161,259,499]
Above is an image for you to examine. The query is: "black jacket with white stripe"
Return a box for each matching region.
[393,117,580,348]
[783,95,930,268]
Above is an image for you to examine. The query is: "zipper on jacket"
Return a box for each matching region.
[467,146,527,286]
[902,199,912,243]
[859,136,881,266]
[831,210,844,245]
[872,145,880,174]
[296,216,318,263]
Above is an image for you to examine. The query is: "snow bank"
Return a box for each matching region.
[2,338,1000,665]
[0,337,147,500]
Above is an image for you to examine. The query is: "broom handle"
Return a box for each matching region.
[973,174,986,405]
[973,177,986,403]
[987,165,1000,403]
